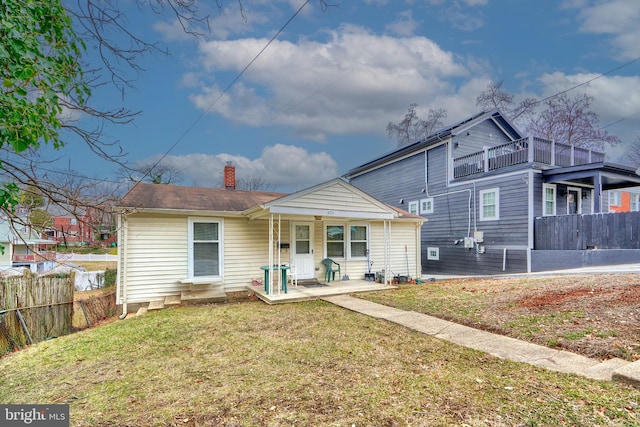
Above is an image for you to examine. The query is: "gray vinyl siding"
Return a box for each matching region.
[349,151,428,212]
[350,143,531,275]
[451,120,515,158]
[423,173,529,275]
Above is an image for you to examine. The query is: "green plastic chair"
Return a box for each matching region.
[321,258,341,282]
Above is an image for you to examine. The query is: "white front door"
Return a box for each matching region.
[292,222,315,279]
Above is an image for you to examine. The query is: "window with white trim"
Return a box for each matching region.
[631,193,640,212]
[479,188,499,221]
[609,190,621,207]
[420,198,434,214]
[326,225,344,258]
[543,184,556,216]
[325,223,369,259]
[408,201,419,215]
[427,247,439,260]
[350,225,368,257]
[188,218,222,277]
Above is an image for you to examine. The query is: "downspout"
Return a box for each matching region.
[527,170,534,273]
[424,149,474,237]
[118,213,128,319]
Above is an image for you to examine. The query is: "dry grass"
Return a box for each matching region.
[69,261,116,271]
[0,298,638,426]
[362,273,640,362]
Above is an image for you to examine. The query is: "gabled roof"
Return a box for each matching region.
[117,182,286,213]
[117,180,423,222]
[344,109,522,178]
[245,178,411,221]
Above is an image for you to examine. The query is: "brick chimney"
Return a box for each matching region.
[224,161,236,190]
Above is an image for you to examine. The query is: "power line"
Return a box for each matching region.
[141,0,312,183]
[509,55,640,114]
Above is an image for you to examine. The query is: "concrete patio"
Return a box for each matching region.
[248,278,397,304]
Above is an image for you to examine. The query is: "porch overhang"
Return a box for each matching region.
[268,206,397,220]
[542,162,640,212]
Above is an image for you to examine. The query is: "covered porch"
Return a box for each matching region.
[243,179,424,298]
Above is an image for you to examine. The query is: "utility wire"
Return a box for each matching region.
[509,55,640,114]
[140,0,312,183]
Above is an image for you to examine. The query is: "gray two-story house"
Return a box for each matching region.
[344,109,640,275]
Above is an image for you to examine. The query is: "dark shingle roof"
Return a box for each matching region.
[118,182,286,212]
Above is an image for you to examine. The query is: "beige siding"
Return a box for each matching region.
[121,214,294,302]
[123,214,188,303]
[281,182,387,214]
[222,218,291,290]
[315,220,420,281]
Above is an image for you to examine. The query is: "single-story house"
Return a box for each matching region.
[115,167,423,313]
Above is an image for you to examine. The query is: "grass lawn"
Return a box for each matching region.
[0,300,638,426]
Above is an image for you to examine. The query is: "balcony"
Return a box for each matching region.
[12,252,58,263]
[452,136,605,179]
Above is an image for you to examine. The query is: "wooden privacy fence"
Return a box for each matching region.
[534,211,640,250]
[0,273,74,355]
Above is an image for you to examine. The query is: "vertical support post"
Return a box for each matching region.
[15,309,33,345]
[570,145,575,166]
[528,136,534,163]
[268,214,274,295]
[79,300,91,328]
[483,147,490,173]
[551,140,556,166]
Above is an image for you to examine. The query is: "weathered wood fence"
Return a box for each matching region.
[534,211,640,250]
[0,273,74,355]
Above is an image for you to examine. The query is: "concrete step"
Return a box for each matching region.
[583,357,629,381]
[612,359,640,388]
[147,300,165,311]
[181,289,227,305]
[164,295,182,306]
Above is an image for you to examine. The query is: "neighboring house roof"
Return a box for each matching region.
[118,182,287,212]
[344,109,522,178]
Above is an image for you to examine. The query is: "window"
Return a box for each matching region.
[326,223,369,259]
[188,218,222,277]
[420,198,434,214]
[427,247,439,261]
[326,225,344,258]
[350,225,368,257]
[632,194,640,212]
[479,188,499,221]
[408,201,419,215]
[609,191,621,207]
[543,184,556,216]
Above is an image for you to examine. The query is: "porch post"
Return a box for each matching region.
[268,214,274,295]
[593,172,603,213]
[527,136,534,163]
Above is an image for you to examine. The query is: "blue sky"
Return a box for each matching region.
[56,0,640,192]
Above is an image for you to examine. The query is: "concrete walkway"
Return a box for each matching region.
[322,295,640,388]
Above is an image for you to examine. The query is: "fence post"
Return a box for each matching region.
[15,309,33,345]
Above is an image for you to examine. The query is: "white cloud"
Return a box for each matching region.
[188,25,477,142]
[572,0,640,59]
[141,144,338,191]
[386,10,419,36]
[536,71,640,161]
